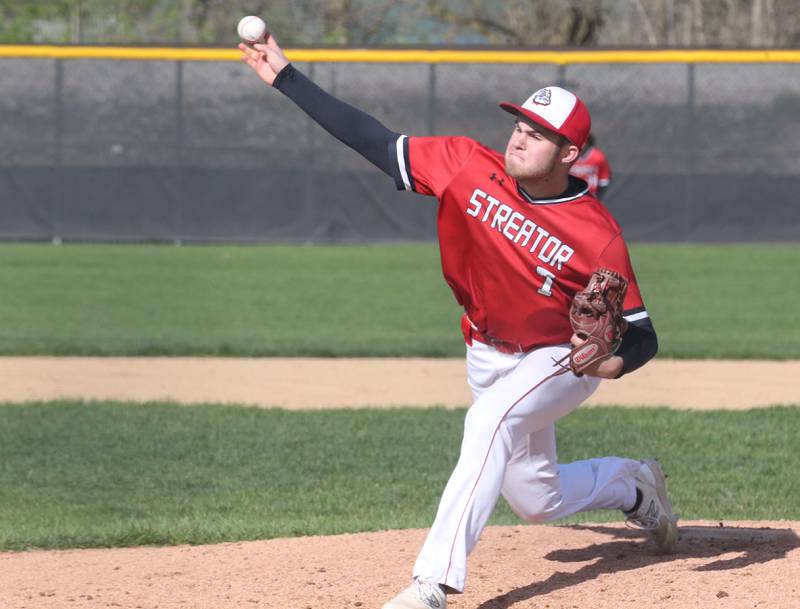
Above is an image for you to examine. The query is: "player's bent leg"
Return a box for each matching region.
[501,425,563,522]
[502,446,679,553]
[502,428,640,523]
[411,344,599,592]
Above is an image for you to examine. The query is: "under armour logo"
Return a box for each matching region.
[489,172,505,186]
[532,88,552,105]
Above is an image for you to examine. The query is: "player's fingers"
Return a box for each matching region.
[238,42,260,60]
[239,54,258,70]
[255,40,284,60]
[242,50,269,70]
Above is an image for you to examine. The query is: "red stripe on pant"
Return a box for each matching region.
[443,366,567,585]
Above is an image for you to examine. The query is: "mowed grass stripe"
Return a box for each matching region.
[0,242,798,358]
[0,243,459,357]
[0,401,797,551]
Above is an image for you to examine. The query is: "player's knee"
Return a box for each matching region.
[506,491,563,523]
[526,500,563,523]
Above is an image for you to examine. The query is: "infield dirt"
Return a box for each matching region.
[2,357,799,410]
[0,357,798,609]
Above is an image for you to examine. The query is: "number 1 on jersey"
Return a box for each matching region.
[536,266,555,297]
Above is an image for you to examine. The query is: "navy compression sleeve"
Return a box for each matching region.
[616,317,658,377]
[273,64,401,181]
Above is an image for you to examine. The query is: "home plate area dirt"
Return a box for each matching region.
[0,358,798,609]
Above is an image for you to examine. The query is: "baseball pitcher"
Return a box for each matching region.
[239,31,677,609]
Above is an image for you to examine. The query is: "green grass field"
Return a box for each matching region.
[1,242,797,553]
[0,402,797,551]
[0,242,798,358]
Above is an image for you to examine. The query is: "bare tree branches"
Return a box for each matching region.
[1,0,798,47]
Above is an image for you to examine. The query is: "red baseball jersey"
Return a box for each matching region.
[570,146,612,196]
[392,135,647,349]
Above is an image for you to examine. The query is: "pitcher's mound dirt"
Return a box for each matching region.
[1,521,797,609]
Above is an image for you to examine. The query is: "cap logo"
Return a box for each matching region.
[520,86,577,129]
[532,88,552,106]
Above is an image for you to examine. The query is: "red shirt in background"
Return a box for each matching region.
[570,145,612,197]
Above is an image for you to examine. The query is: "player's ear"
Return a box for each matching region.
[561,143,580,164]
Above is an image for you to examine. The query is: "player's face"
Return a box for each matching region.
[504,120,567,180]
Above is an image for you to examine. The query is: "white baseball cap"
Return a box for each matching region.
[500,86,591,149]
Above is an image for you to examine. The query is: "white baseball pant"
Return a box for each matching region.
[412,340,641,592]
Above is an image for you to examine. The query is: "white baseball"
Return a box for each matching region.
[237,16,267,43]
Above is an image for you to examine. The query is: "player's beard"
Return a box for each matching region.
[504,147,560,182]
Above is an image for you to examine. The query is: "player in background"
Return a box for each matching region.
[569,133,612,200]
[239,32,677,609]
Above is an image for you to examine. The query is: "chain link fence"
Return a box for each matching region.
[1,55,799,242]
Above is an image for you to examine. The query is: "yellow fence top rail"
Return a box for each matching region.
[1,45,799,63]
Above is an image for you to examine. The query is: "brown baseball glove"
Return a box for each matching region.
[567,268,629,375]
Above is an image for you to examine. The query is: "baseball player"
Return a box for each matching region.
[569,132,612,199]
[239,33,676,609]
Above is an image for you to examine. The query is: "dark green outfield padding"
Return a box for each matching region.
[0,401,797,550]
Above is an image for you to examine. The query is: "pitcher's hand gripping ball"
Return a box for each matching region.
[568,268,628,375]
[237,15,267,43]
